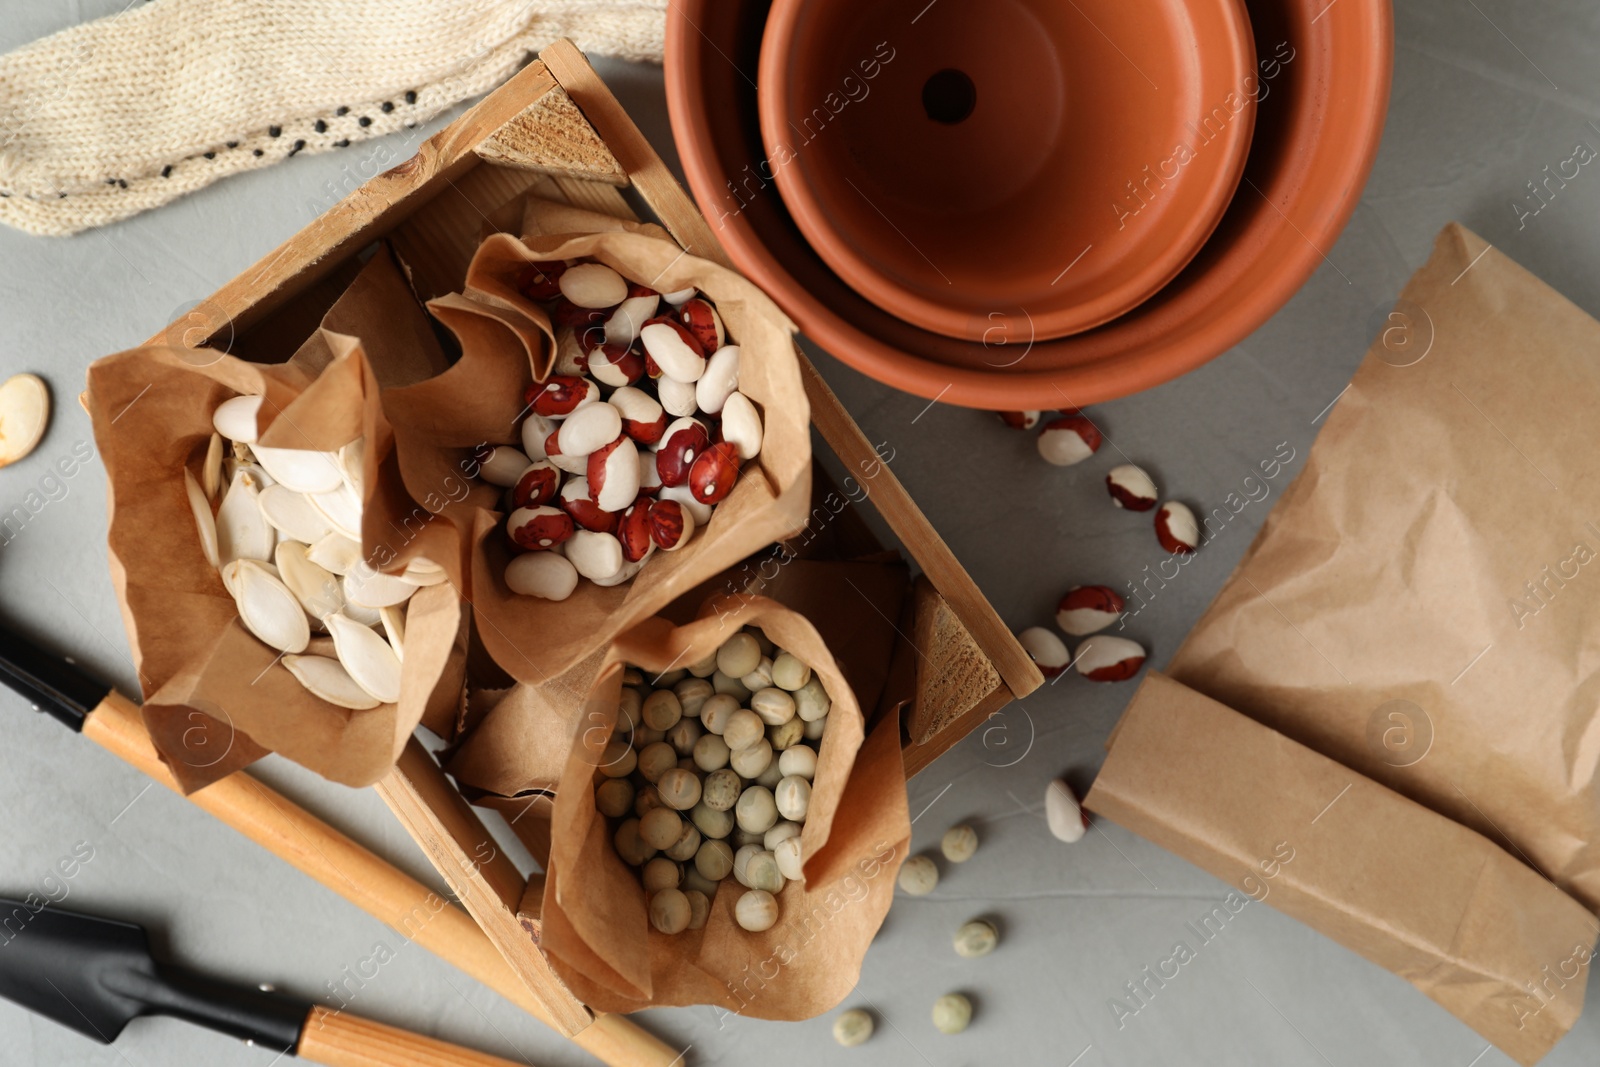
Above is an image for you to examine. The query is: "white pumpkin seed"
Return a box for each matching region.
[283,654,380,710]
[184,469,219,568]
[202,433,224,501]
[0,373,49,469]
[221,458,250,490]
[305,532,362,575]
[219,559,244,598]
[212,394,264,443]
[275,541,344,624]
[343,564,416,609]
[399,557,448,586]
[226,441,270,485]
[324,612,402,704]
[252,445,344,494]
[338,438,365,493]
[380,604,406,660]
[309,480,363,541]
[343,599,382,627]
[220,557,281,599]
[258,484,335,544]
[216,468,275,566]
[234,561,310,653]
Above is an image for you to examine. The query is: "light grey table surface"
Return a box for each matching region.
[3,2,1599,1065]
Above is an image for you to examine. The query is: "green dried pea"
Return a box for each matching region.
[932,993,972,1034]
[751,687,796,726]
[772,651,812,692]
[642,689,683,731]
[735,785,778,834]
[767,717,805,751]
[691,801,734,840]
[685,888,710,930]
[649,888,690,934]
[595,778,634,819]
[898,855,938,896]
[941,824,978,863]
[734,888,778,931]
[832,1008,873,1047]
[674,676,715,718]
[598,738,636,778]
[656,767,702,811]
[613,818,655,867]
[637,740,678,783]
[716,632,762,678]
[953,919,997,958]
[641,856,681,893]
[728,737,773,779]
[695,839,735,881]
[639,807,684,851]
[693,732,731,772]
[701,768,742,811]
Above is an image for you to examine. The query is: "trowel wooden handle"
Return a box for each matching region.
[299,1006,532,1067]
[80,691,678,1067]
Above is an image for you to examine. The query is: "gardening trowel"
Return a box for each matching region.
[0,898,533,1066]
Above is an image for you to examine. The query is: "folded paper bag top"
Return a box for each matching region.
[1087,673,1597,1067]
[1159,222,1600,913]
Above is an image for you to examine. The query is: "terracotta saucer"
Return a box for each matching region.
[666,0,1392,409]
[758,0,1257,341]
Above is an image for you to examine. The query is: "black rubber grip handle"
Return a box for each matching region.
[0,622,113,731]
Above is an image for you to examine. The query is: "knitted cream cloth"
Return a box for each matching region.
[0,0,665,236]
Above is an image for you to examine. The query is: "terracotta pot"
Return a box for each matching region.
[665,0,1393,409]
[757,0,1256,342]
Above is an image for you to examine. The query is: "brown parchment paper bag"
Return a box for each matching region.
[448,555,910,798]
[1086,224,1600,1063]
[538,595,909,1018]
[85,250,469,791]
[418,229,810,686]
[1088,674,1597,1067]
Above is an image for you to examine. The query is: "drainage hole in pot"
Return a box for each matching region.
[922,69,976,124]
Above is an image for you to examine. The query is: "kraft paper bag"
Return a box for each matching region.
[415,228,811,687]
[1088,674,1597,1067]
[1087,224,1600,1064]
[536,595,909,1018]
[85,249,467,790]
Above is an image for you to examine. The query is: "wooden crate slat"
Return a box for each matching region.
[549,174,636,219]
[389,161,548,302]
[375,739,595,1036]
[794,358,1043,700]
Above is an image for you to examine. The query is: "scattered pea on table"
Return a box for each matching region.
[941,823,978,862]
[898,854,939,896]
[932,993,973,1034]
[832,1008,874,1047]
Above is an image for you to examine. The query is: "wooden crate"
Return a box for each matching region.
[163,40,1041,1037]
